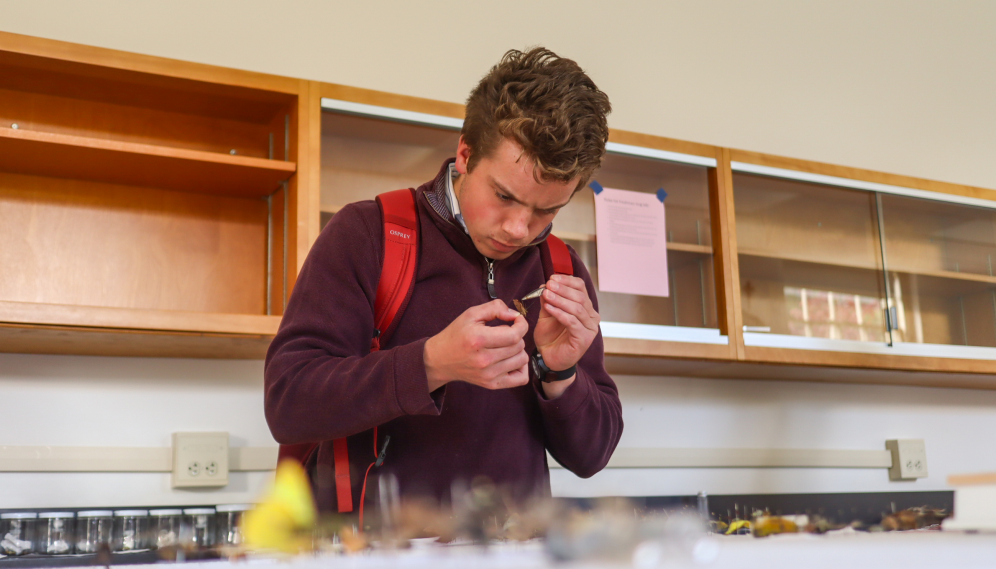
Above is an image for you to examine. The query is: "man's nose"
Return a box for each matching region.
[502,209,530,241]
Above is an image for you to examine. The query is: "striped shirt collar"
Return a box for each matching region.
[444,163,469,234]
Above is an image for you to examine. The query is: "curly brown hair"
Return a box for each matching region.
[462,47,611,190]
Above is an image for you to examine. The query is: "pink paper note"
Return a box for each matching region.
[593,186,669,297]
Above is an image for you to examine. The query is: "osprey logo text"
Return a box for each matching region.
[389,229,411,240]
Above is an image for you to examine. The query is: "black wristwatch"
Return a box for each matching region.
[531,351,576,383]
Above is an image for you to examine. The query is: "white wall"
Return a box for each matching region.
[554,375,996,497]
[1,0,994,192]
[0,354,275,508]
[1,1,995,508]
[3,352,994,507]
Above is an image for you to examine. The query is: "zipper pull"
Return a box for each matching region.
[486,259,497,299]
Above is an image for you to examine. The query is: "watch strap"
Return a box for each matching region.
[532,352,577,383]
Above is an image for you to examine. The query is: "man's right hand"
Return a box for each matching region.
[423,299,529,393]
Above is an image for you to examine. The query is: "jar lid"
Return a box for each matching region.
[182,508,216,515]
[113,509,149,517]
[215,504,253,512]
[39,512,75,519]
[148,509,183,516]
[77,510,114,517]
[0,512,37,519]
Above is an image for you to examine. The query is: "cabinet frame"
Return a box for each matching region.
[314,82,996,382]
[316,82,740,363]
[728,148,996,376]
[4,31,994,383]
[0,31,318,358]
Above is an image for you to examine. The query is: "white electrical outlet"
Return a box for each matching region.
[886,439,928,481]
[172,432,229,488]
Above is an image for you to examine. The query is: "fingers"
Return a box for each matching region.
[469,298,521,323]
[502,360,531,388]
[542,300,591,339]
[462,299,527,349]
[482,339,526,365]
[546,276,597,318]
[473,314,526,349]
[543,283,598,332]
[481,348,530,389]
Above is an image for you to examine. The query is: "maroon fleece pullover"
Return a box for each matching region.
[264,160,623,511]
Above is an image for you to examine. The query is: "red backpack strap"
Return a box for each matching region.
[540,234,574,278]
[371,189,420,351]
[333,188,419,514]
[332,438,353,512]
[278,188,420,516]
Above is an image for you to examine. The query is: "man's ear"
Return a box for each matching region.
[455,136,472,175]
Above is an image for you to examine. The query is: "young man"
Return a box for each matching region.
[264,48,623,512]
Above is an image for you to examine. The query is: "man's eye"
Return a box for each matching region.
[496,192,512,202]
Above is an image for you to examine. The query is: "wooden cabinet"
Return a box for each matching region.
[5,31,993,385]
[554,147,733,361]
[729,152,996,378]
[318,88,736,362]
[879,194,996,349]
[734,172,889,342]
[318,98,462,226]
[733,170,996,354]
[0,31,318,358]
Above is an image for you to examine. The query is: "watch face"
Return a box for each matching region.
[531,355,543,378]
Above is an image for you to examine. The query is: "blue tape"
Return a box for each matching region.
[590,180,604,195]
[656,188,668,202]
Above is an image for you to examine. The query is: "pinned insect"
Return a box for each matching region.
[512,285,546,317]
[513,299,528,317]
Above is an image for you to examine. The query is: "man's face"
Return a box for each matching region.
[454,137,577,260]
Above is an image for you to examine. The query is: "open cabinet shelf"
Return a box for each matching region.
[0,126,296,197]
[0,302,281,358]
[0,31,315,358]
[0,300,281,335]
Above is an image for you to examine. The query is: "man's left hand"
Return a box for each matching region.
[533,274,600,393]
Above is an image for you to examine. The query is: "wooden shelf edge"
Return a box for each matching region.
[666,242,714,255]
[739,248,996,285]
[551,230,713,254]
[0,126,297,197]
[0,323,272,359]
[609,129,719,160]
[728,147,996,203]
[0,30,301,95]
[948,472,996,487]
[605,352,996,390]
[319,82,465,120]
[0,301,280,336]
[744,345,996,375]
[603,337,732,360]
[0,127,296,173]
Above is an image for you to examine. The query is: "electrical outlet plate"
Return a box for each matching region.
[886,439,928,481]
[172,432,229,488]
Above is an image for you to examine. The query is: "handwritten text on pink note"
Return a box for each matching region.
[594,186,669,297]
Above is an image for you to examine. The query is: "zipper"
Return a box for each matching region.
[485,258,497,299]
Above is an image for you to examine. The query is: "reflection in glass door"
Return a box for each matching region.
[557,152,719,331]
[878,194,996,348]
[733,172,891,344]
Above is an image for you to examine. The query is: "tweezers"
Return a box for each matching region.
[521,285,546,301]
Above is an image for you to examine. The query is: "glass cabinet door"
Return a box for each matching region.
[879,194,996,348]
[555,152,719,333]
[320,111,460,229]
[733,172,890,343]
[322,106,723,343]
